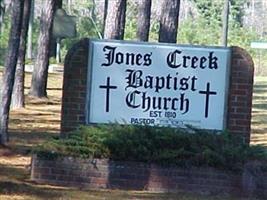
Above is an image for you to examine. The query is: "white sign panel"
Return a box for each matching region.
[86,40,231,130]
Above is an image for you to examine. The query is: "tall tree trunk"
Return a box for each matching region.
[0,0,24,144]
[158,0,180,43]
[50,0,62,58]
[136,0,151,41]
[67,0,72,14]
[0,0,2,33]
[29,0,56,98]
[27,0,34,59]
[118,0,126,39]
[11,0,32,109]
[104,0,127,39]
[91,0,96,22]
[0,0,5,34]
[102,0,108,36]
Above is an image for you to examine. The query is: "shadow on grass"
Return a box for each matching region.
[0,164,28,181]
[0,163,62,199]
[24,86,62,91]
[0,181,63,199]
[253,103,267,110]
[253,84,267,89]
[7,131,59,155]
[11,117,60,124]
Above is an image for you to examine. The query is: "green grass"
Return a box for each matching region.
[251,76,267,145]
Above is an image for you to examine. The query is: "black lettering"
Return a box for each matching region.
[136,54,143,65]
[167,50,182,68]
[144,52,152,66]
[125,69,143,90]
[191,76,198,91]
[166,74,172,90]
[174,73,179,90]
[126,91,141,108]
[191,56,198,68]
[163,97,172,110]
[115,52,124,64]
[166,50,219,70]
[155,77,165,92]
[182,56,191,68]
[144,75,153,89]
[208,52,218,69]
[180,77,190,90]
[142,92,151,112]
[125,53,135,65]
[152,96,162,110]
[180,93,189,114]
[171,98,179,110]
[101,46,152,67]
[101,46,116,67]
[200,56,207,69]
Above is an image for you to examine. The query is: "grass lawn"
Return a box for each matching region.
[0,72,266,200]
[251,76,267,146]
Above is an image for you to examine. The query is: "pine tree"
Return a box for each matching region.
[136,0,151,41]
[104,0,127,39]
[12,0,32,109]
[158,0,180,43]
[0,0,24,144]
[29,0,56,98]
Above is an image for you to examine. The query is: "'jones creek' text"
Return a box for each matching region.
[101,45,219,70]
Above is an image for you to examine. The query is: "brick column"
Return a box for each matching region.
[227,46,254,143]
[61,38,89,135]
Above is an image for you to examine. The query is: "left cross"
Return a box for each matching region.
[99,77,118,112]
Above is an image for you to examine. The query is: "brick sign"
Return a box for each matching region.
[86,40,231,130]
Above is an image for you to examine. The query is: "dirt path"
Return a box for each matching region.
[0,73,63,199]
[7,73,62,151]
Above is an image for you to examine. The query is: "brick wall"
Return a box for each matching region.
[227,47,254,143]
[61,39,89,134]
[31,156,267,198]
[61,39,254,142]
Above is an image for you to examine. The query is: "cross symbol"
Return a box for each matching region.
[99,77,118,112]
[199,82,217,118]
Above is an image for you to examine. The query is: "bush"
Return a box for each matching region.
[34,125,267,171]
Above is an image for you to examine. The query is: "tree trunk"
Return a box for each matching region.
[118,0,127,39]
[0,0,24,144]
[27,0,34,59]
[0,0,5,34]
[91,0,96,22]
[11,0,32,109]
[67,0,72,14]
[158,0,180,43]
[136,0,151,41]
[29,0,56,98]
[104,0,127,40]
[102,0,108,36]
[50,0,62,58]
[0,1,2,33]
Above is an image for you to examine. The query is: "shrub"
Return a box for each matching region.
[34,125,267,171]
